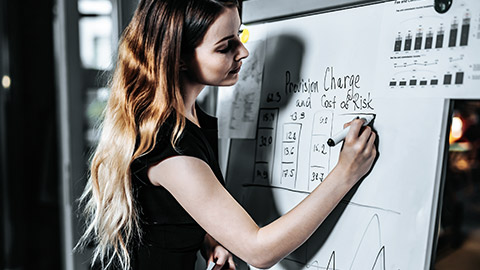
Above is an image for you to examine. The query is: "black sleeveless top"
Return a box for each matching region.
[130,104,224,269]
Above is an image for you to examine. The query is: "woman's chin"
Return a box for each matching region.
[216,77,239,87]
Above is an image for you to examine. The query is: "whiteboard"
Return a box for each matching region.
[227,97,449,270]
[219,0,480,269]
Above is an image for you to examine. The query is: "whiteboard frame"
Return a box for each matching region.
[428,99,453,269]
[242,0,390,24]
[236,1,456,268]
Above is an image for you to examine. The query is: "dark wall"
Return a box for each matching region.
[1,0,61,269]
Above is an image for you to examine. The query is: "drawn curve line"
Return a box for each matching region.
[372,246,386,270]
[342,201,401,215]
[281,215,390,270]
[304,251,335,270]
[349,214,385,270]
[326,251,335,270]
[241,184,401,215]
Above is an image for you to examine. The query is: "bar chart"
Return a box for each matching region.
[383,5,480,94]
[393,14,470,52]
[388,71,464,88]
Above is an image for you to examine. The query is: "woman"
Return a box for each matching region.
[77,0,377,269]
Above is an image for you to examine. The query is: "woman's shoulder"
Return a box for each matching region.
[131,113,210,185]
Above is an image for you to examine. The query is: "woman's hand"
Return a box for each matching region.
[207,245,235,270]
[336,118,377,185]
[203,234,235,269]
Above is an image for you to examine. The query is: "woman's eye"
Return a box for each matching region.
[218,40,235,53]
[218,46,231,53]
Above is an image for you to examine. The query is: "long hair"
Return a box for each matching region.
[76,0,239,269]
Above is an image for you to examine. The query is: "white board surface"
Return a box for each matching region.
[222,0,480,269]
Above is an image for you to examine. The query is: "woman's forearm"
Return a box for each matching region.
[247,166,355,268]
[150,120,376,269]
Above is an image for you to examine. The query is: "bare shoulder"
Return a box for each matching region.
[148,156,227,207]
[148,156,215,186]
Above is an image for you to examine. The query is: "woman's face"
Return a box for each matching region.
[184,7,249,87]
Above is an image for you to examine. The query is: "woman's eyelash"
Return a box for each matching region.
[219,46,231,53]
[218,40,234,53]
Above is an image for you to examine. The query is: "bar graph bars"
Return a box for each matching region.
[394,35,402,52]
[460,17,470,46]
[388,12,473,89]
[436,28,444,48]
[393,15,470,52]
[404,33,412,51]
[414,31,423,50]
[425,31,433,49]
[388,71,465,87]
[448,21,458,47]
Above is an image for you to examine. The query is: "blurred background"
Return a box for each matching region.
[0,0,139,269]
[435,100,480,270]
[0,0,218,269]
[0,0,479,269]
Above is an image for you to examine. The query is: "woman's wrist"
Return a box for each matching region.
[202,234,218,256]
[329,163,359,188]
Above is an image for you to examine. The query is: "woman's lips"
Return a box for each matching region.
[230,64,242,74]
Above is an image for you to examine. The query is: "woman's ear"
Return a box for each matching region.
[180,52,192,71]
[180,52,194,71]
[179,60,188,71]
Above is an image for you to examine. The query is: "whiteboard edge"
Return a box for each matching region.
[242,0,391,24]
[424,98,452,269]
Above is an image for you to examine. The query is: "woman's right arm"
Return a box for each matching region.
[148,119,376,269]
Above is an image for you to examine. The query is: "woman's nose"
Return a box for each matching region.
[235,42,249,62]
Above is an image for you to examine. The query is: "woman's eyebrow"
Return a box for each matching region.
[215,34,235,45]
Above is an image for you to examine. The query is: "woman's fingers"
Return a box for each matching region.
[367,129,376,148]
[343,117,357,129]
[212,245,235,270]
[227,256,236,269]
[345,119,366,142]
[213,255,226,270]
[336,117,377,182]
[358,126,372,144]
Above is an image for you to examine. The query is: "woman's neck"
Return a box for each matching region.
[181,76,205,126]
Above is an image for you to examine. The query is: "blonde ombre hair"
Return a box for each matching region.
[76,0,239,269]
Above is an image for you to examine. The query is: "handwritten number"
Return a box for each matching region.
[290,111,305,121]
[313,143,328,155]
[321,144,328,155]
[311,172,325,182]
[283,169,295,178]
[284,146,295,156]
[267,92,281,103]
[286,131,297,141]
[256,170,268,179]
[259,136,273,147]
[263,113,275,122]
